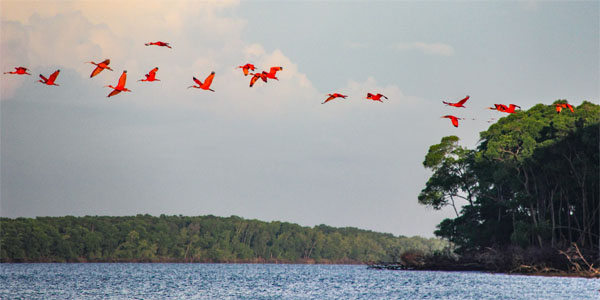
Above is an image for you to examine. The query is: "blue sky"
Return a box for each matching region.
[1,0,598,237]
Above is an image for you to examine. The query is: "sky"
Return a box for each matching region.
[1,0,598,237]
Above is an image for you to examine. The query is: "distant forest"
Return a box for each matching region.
[0,215,446,263]
[418,101,599,273]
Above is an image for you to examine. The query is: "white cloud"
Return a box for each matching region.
[1,11,131,99]
[394,42,455,56]
[1,0,429,123]
[1,0,240,35]
[0,0,314,109]
[244,43,266,58]
[193,47,321,119]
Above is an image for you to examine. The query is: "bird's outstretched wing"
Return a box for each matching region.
[202,72,215,89]
[456,95,469,105]
[116,71,127,89]
[48,70,60,82]
[107,89,121,97]
[249,73,260,87]
[192,77,202,86]
[90,66,103,78]
[322,95,335,104]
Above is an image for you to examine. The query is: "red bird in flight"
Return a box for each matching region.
[249,72,267,87]
[87,59,113,78]
[443,95,469,108]
[501,104,521,113]
[139,67,160,82]
[555,102,574,113]
[4,67,31,75]
[441,115,462,127]
[487,104,508,111]
[237,64,256,76]
[488,104,520,113]
[322,93,347,104]
[38,70,60,86]
[105,71,131,97]
[366,93,387,102]
[145,41,171,48]
[188,71,215,92]
[263,66,283,80]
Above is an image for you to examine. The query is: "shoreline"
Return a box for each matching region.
[367,261,600,279]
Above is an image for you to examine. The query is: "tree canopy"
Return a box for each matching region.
[0,214,446,263]
[419,101,599,259]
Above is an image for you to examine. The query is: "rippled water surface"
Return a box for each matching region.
[1,263,598,299]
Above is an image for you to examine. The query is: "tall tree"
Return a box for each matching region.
[420,101,599,262]
[419,136,476,216]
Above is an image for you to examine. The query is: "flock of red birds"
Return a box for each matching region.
[4,40,576,127]
[440,94,574,127]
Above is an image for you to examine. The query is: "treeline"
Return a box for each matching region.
[0,215,446,263]
[418,100,599,274]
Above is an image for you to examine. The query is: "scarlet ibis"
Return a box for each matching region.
[555,103,563,113]
[555,103,574,113]
[264,66,283,80]
[258,72,268,83]
[139,67,160,82]
[188,71,215,92]
[4,67,31,75]
[249,72,264,87]
[87,59,113,78]
[249,72,269,87]
[502,104,521,113]
[487,104,508,112]
[441,115,462,127]
[237,64,256,76]
[443,95,469,108]
[145,41,171,48]
[38,70,60,86]
[366,93,387,102]
[322,93,347,104]
[488,104,520,113]
[105,71,131,97]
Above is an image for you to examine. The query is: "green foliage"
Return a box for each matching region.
[0,215,447,263]
[421,101,600,257]
[419,135,476,214]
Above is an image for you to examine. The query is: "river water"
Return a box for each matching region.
[1,263,597,299]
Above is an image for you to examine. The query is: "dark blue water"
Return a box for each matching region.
[0,263,597,299]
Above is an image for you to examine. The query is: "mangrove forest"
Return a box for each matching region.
[418,100,599,276]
